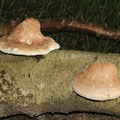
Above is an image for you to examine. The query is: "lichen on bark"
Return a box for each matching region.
[0,50,120,117]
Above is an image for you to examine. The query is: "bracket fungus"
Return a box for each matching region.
[72,62,120,101]
[0,18,60,56]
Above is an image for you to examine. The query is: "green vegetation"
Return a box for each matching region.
[0,0,120,53]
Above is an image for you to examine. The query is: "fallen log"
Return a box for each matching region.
[0,50,120,117]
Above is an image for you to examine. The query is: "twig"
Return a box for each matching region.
[0,17,120,40]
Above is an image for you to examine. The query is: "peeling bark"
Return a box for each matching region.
[0,50,120,117]
[0,18,120,40]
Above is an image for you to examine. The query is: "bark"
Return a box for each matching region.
[0,50,120,118]
[0,18,120,40]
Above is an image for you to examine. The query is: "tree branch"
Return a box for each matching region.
[0,50,120,118]
[0,18,120,40]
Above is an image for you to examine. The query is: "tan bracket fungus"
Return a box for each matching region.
[72,62,120,101]
[0,18,60,56]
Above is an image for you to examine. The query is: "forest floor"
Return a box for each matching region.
[0,0,120,53]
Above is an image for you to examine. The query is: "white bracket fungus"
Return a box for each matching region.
[0,18,60,56]
[72,62,120,101]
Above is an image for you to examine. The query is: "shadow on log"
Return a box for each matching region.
[0,50,120,117]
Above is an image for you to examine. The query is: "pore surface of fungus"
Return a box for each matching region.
[0,18,60,56]
[72,62,120,101]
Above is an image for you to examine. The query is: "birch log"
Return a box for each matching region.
[0,50,120,118]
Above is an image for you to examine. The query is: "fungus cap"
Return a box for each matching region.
[72,62,120,101]
[0,18,60,56]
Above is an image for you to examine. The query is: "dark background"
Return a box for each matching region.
[0,0,120,53]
